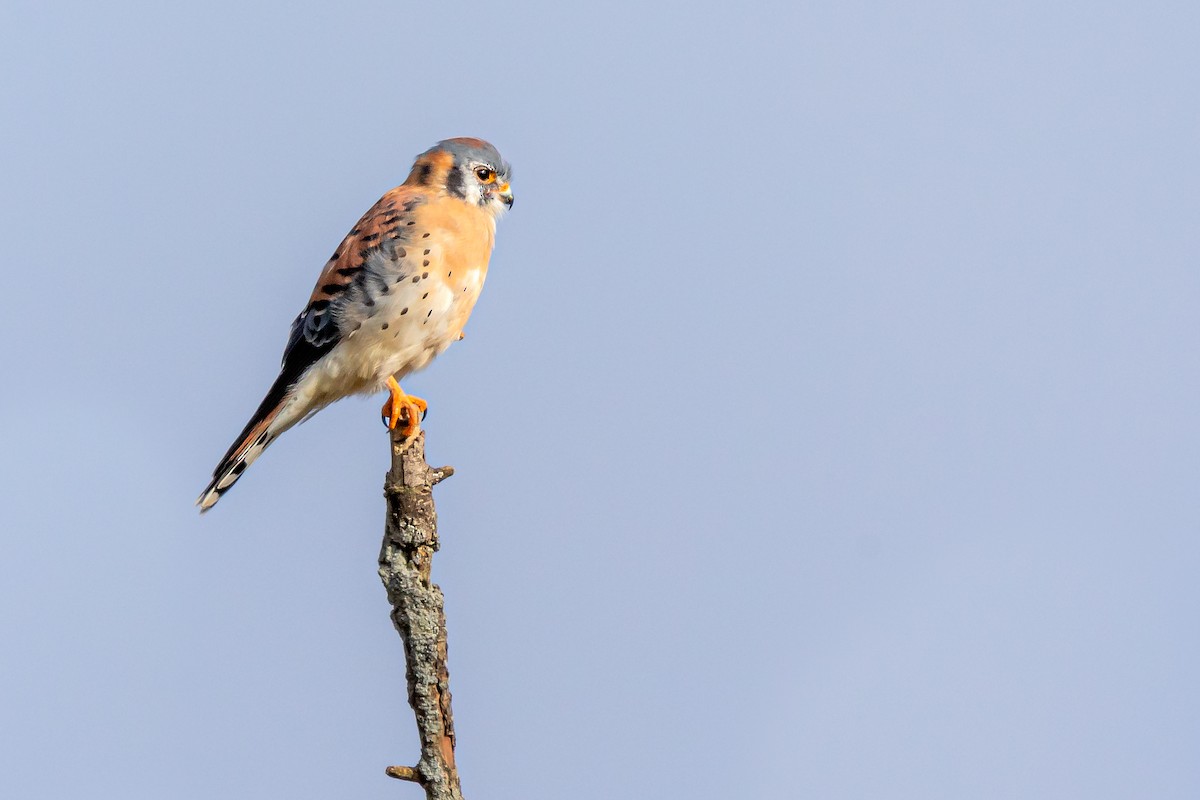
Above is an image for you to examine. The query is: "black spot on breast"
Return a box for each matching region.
[422,272,429,279]
[407,221,416,226]
[424,249,430,255]
[396,248,407,258]
[381,322,389,330]
[412,276,420,283]
[363,298,375,307]
[401,307,408,315]
[422,232,430,239]
[422,292,428,299]
[423,260,430,267]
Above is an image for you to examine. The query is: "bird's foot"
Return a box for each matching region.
[381,377,428,438]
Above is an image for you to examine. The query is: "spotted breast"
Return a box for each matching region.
[291,188,497,413]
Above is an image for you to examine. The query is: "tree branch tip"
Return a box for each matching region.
[390,435,420,453]
[385,765,421,782]
[382,427,463,796]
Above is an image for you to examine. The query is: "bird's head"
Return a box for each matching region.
[405,137,513,217]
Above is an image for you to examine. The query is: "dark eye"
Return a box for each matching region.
[475,167,495,183]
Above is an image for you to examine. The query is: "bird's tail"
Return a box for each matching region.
[196,374,299,513]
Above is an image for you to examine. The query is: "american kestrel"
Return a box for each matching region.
[197,138,513,512]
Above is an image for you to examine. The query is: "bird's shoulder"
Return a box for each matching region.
[306,185,433,305]
[278,186,427,368]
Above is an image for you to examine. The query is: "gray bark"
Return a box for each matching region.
[378,429,463,800]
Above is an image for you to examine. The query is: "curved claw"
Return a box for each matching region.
[381,377,428,437]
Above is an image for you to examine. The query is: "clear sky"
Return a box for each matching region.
[1,1,1197,797]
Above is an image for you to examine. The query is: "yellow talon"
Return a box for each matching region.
[381,376,428,437]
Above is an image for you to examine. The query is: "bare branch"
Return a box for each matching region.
[378,429,464,800]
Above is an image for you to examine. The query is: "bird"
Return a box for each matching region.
[197,137,513,512]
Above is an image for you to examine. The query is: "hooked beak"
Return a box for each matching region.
[497,182,514,208]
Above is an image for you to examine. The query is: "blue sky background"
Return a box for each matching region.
[1,1,1198,797]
